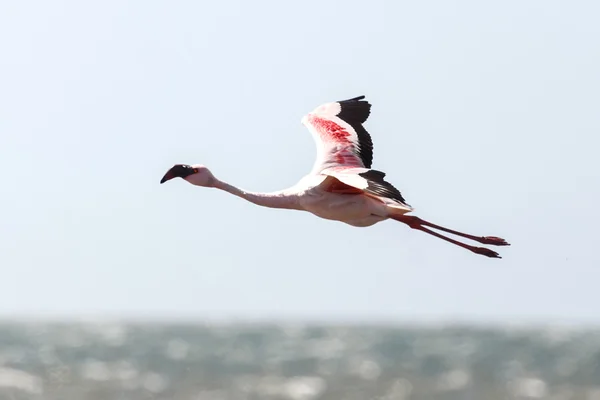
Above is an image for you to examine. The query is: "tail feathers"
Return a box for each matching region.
[385,200,414,215]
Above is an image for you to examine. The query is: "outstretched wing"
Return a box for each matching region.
[301,95,374,174]
[321,166,412,210]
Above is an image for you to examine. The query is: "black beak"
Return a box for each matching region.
[160,164,195,184]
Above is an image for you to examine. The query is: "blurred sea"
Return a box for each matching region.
[0,320,599,399]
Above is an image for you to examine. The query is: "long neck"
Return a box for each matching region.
[213,179,302,210]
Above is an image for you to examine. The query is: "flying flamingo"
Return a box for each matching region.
[160,95,509,258]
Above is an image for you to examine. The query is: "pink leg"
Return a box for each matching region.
[392,215,508,258]
[397,216,509,246]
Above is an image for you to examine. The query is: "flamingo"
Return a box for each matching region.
[160,95,509,258]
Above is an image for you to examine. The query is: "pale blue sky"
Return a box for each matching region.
[1,0,599,325]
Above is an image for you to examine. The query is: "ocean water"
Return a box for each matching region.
[0,321,599,399]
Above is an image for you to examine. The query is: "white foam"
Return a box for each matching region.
[0,367,43,394]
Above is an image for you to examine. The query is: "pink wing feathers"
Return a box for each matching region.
[301,95,411,210]
[301,95,374,174]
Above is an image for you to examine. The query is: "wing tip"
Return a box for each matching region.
[359,169,409,206]
[338,95,367,103]
[343,95,366,102]
[337,95,371,124]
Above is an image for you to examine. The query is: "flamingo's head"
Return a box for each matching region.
[160,164,215,187]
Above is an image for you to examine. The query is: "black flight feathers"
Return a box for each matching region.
[335,96,408,205]
[336,95,374,169]
[337,95,371,123]
[359,169,409,206]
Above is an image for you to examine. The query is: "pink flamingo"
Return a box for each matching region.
[161,96,509,258]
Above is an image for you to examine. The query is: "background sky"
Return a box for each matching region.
[1,0,599,325]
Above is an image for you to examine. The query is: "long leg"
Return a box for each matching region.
[396,215,509,246]
[391,215,507,258]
